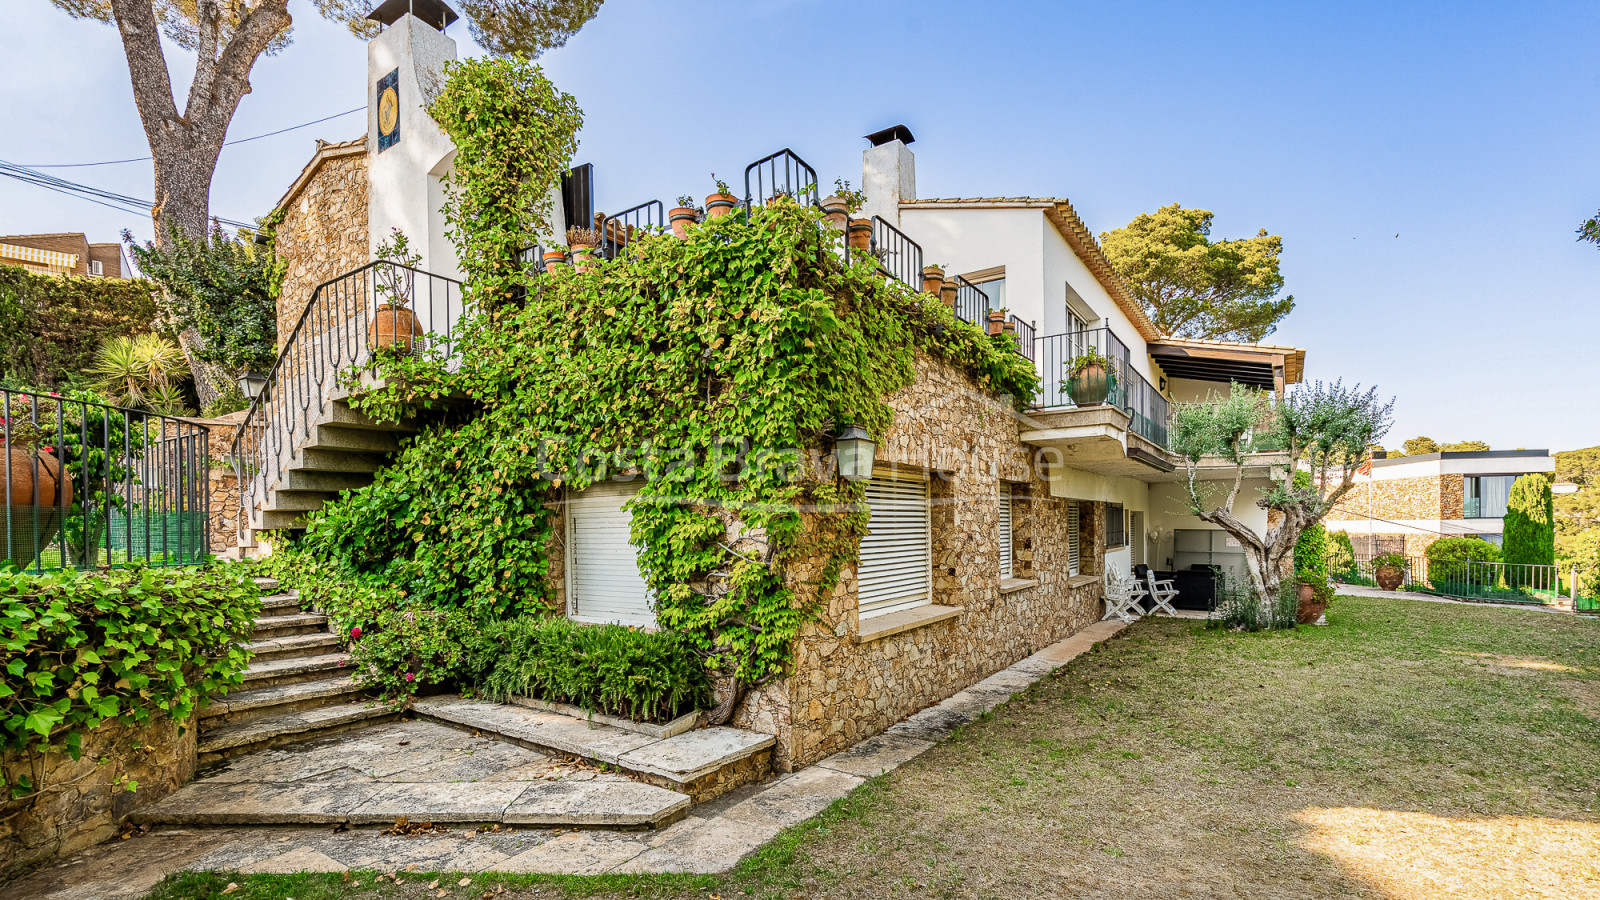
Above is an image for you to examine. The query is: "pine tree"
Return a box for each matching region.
[1502,473,1555,587]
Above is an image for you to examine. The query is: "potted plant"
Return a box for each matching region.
[847,217,874,251]
[921,264,945,296]
[1372,552,1407,591]
[568,227,600,272]
[368,229,424,354]
[822,178,866,231]
[542,248,568,274]
[1062,349,1115,406]
[669,195,701,239]
[705,175,738,219]
[1,406,74,568]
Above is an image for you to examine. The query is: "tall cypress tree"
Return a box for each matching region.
[1502,473,1554,587]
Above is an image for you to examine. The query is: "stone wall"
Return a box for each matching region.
[168,414,245,556]
[750,352,1105,770]
[275,143,369,347]
[0,714,195,881]
[1330,474,1456,523]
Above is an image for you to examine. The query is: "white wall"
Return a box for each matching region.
[1146,479,1273,571]
[1048,468,1150,575]
[1362,453,1555,481]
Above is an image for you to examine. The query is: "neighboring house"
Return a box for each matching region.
[0,233,126,278]
[1323,449,1556,555]
[247,7,1313,768]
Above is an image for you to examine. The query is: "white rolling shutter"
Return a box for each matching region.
[998,483,1014,578]
[1067,502,1081,576]
[858,471,931,619]
[566,481,656,627]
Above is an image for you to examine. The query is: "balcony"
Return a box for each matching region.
[1031,328,1170,446]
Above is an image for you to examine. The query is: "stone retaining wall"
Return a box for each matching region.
[0,715,195,881]
[1330,474,1464,522]
[275,142,369,347]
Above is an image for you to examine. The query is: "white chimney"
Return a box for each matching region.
[861,124,916,228]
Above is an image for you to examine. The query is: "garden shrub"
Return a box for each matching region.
[1502,473,1554,586]
[0,563,258,794]
[476,616,712,723]
[1327,529,1357,581]
[1293,519,1334,605]
[1426,536,1501,591]
[0,266,160,389]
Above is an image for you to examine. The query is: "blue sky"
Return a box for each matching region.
[4,0,1598,452]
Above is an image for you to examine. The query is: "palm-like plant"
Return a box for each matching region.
[90,334,191,413]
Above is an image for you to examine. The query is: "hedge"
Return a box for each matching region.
[0,563,258,794]
[0,265,160,388]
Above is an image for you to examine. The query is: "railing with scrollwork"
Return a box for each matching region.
[233,262,462,532]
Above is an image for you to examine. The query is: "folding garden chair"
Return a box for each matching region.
[1145,570,1180,616]
[1102,568,1144,623]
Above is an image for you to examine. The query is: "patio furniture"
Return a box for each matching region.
[1102,567,1144,623]
[1145,570,1179,616]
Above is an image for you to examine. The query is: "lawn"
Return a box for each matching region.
[146,595,1600,899]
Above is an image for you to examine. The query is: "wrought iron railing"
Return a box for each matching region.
[599,201,666,260]
[870,215,922,289]
[952,276,989,327]
[743,149,820,217]
[1344,552,1595,609]
[1033,327,1168,445]
[233,262,463,532]
[1008,315,1036,361]
[2,387,210,571]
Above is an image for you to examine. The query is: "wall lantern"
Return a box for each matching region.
[835,424,876,482]
[238,371,270,402]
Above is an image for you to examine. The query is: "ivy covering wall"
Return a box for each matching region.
[0,266,160,389]
[266,56,1038,717]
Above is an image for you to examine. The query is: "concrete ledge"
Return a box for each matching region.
[999,577,1038,594]
[1066,574,1101,589]
[854,604,963,644]
[508,695,700,739]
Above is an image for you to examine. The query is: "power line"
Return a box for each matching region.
[0,160,254,230]
[13,106,364,168]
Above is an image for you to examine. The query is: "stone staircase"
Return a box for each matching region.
[197,576,397,761]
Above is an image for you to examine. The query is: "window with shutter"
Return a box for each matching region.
[1068,502,1080,576]
[858,471,932,619]
[997,483,1014,578]
[565,481,656,627]
[1106,502,1126,549]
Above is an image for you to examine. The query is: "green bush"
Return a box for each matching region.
[0,563,258,794]
[1502,473,1554,587]
[1327,530,1357,581]
[0,266,160,388]
[476,616,712,723]
[1294,520,1335,605]
[1426,536,1501,591]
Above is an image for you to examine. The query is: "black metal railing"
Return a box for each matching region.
[2,387,210,571]
[599,201,667,260]
[743,149,821,218]
[1009,315,1036,361]
[870,215,922,289]
[234,262,463,532]
[1033,327,1168,445]
[952,276,990,326]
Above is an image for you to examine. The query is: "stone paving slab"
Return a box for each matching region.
[815,732,934,778]
[413,696,659,764]
[503,780,691,827]
[129,780,385,825]
[615,727,776,783]
[497,831,648,875]
[347,782,533,824]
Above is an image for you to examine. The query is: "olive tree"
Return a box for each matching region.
[1169,381,1394,618]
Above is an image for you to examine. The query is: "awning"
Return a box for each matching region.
[0,242,76,271]
[1147,337,1306,390]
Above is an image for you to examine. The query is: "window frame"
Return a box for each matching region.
[997,482,1014,578]
[857,469,934,620]
[1105,502,1127,550]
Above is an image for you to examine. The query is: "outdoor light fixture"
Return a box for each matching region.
[238,371,269,402]
[834,424,876,482]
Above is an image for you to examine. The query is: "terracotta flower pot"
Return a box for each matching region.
[542,250,567,274]
[1295,582,1325,624]
[2,440,72,568]
[572,244,597,273]
[921,266,945,296]
[368,304,423,353]
[821,196,849,231]
[669,207,700,239]
[704,193,739,218]
[847,218,874,251]
[1065,364,1111,406]
[1375,565,1404,591]
[940,278,958,310]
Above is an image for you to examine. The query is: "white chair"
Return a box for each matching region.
[1145,570,1179,616]
[1102,568,1144,623]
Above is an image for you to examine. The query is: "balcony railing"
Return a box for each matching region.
[1033,327,1169,446]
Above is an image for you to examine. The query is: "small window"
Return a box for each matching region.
[90,260,104,276]
[566,481,655,627]
[997,483,1013,578]
[859,470,932,619]
[1105,502,1126,549]
[1067,502,1080,576]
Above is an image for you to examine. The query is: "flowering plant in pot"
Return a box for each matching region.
[822,177,866,231]
[368,229,425,354]
[567,227,601,272]
[1372,552,1407,591]
[669,195,702,239]
[704,175,738,218]
[542,248,568,274]
[1062,348,1116,406]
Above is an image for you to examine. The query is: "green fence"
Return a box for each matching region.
[1346,553,1599,613]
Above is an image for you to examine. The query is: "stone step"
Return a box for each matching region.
[242,652,353,686]
[247,631,341,662]
[252,576,279,593]
[259,490,341,512]
[303,424,403,454]
[200,674,366,725]
[277,468,374,493]
[252,509,309,531]
[260,592,300,613]
[251,612,329,639]
[412,696,775,803]
[197,699,399,759]
[289,448,388,474]
[317,399,418,432]
[129,771,690,829]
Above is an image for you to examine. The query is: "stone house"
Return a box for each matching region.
[243,7,1315,768]
[1324,448,1555,556]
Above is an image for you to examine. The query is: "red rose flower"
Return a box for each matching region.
[404,672,416,683]
[349,625,362,639]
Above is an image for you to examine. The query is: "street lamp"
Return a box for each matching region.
[237,371,269,403]
[834,424,876,482]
